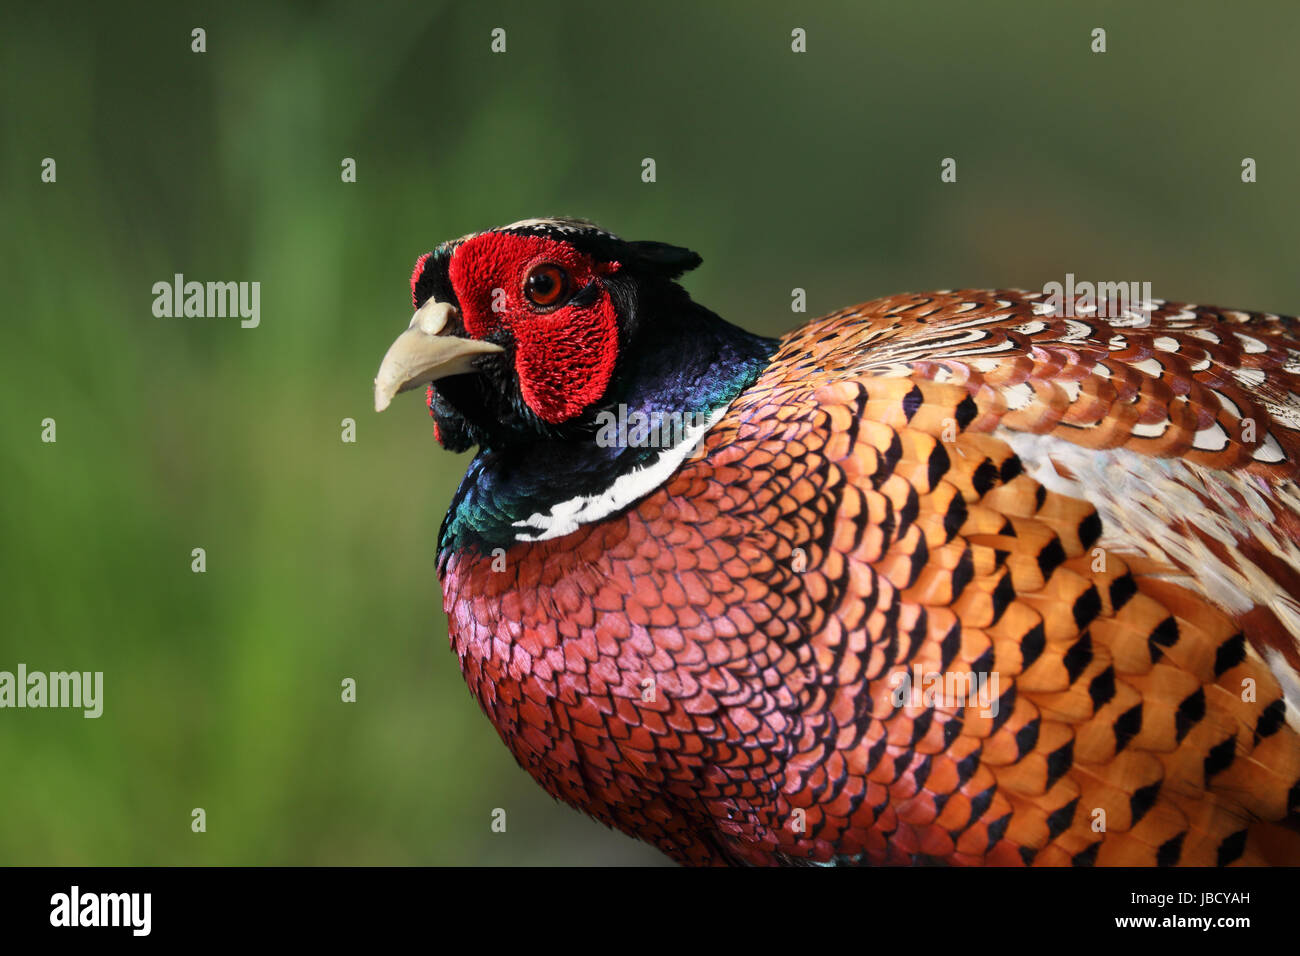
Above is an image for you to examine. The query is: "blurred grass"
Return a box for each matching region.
[1,0,1297,864]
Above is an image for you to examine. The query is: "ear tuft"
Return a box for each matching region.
[410,251,434,307]
[626,241,702,279]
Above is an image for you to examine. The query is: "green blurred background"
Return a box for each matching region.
[2,0,1297,864]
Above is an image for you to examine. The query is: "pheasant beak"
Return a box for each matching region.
[373,299,503,412]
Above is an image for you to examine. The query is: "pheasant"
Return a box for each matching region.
[373,218,1300,866]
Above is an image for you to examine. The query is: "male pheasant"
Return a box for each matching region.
[373,218,1300,866]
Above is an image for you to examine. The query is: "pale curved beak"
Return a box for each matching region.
[373,299,503,412]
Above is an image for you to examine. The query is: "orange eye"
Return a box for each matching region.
[524,263,569,308]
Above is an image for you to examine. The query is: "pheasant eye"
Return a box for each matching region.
[525,263,569,308]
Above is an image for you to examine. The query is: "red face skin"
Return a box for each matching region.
[429,233,623,425]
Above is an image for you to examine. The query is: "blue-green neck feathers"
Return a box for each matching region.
[437,304,775,556]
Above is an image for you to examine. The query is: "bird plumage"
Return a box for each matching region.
[376,220,1300,865]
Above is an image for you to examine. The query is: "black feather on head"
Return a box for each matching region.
[495,218,702,280]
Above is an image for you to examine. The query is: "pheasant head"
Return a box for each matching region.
[374,218,766,453]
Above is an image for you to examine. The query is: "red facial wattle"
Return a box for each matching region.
[448,233,622,424]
